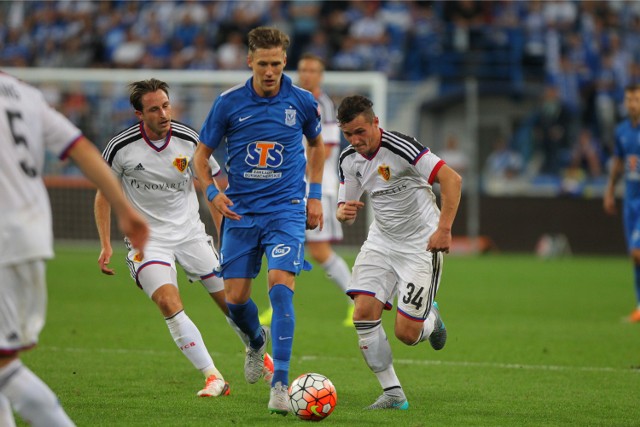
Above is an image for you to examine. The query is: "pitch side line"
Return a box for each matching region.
[42,346,638,374]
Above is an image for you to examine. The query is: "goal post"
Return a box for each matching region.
[4,67,387,246]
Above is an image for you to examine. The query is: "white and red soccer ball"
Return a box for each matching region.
[288,373,337,421]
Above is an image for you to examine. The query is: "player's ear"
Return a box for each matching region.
[134,110,143,121]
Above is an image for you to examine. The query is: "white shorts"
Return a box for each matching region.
[126,234,223,298]
[0,260,47,354]
[347,241,443,322]
[305,194,344,242]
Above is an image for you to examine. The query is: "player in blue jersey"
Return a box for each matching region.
[194,27,325,415]
[604,83,640,323]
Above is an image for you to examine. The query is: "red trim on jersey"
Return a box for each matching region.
[135,260,172,288]
[428,159,446,185]
[397,308,426,322]
[0,343,36,356]
[140,122,171,151]
[201,271,217,280]
[59,134,84,160]
[346,290,393,310]
[359,128,384,160]
[412,148,431,165]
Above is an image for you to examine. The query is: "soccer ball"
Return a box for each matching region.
[288,373,337,421]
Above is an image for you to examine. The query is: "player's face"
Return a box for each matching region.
[248,47,287,97]
[136,90,171,139]
[625,89,640,122]
[297,58,323,94]
[340,114,381,156]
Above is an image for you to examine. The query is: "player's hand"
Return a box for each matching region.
[118,206,148,260]
[603,192,617,215]
[337,200,364,223]
[306,198,323,230]
[213,192,241,220]
[98,247,115,275]
[427,227,452,254]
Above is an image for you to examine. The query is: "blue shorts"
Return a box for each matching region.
[624,206,640,251]
[219,210,309,279]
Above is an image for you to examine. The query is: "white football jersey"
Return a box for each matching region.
[102,121,219,243]
[0,72,83,266]
[317,91,341,197]
[338,129,446,253]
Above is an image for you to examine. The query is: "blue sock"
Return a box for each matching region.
[634,265,640,306]
[226,299,264,349]
[269,284,295,386]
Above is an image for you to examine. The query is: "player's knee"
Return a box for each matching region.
[394,328,420,346]
[153,291,183,315]
[632,251,640,265]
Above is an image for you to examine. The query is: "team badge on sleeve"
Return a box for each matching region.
[173,156,188,173]
[378,164,391,181]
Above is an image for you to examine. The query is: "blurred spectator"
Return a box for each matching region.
[533,85,574,175]
[1,28,30,66]
[217,31,247,70]
[439,133,470,181]
[331,35,366,71]
[569,127,604,178]
[112,28,145,68]
[177,32,217,70]
[484,134,524,180]
[288,0,322,63]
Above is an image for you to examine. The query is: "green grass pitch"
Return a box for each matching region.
[17,245,640,426]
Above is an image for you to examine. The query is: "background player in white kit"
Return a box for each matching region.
[336,95,462,410]
[259,53,353,327]
[94,79,272,398]
[0,72,148,426]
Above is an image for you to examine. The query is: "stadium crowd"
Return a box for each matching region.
[2,0,640,187]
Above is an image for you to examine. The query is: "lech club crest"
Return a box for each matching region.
[285,108,297,126]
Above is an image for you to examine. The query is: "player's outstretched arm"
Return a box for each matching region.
[306,134,325,230]
[604,156,623,215]
[68,137,148,257]
[428,164,462,253]
[95,190,115,275]
[194,142,241,221]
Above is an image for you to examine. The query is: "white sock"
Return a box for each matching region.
[165,310,221,378]
[419,309,437,343]
[0,394,16,427]
[226,315,250,348]
[0,359,74,427]
[354,320,401,391]
[322,253,352,295]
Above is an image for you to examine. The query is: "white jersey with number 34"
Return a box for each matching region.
[338,129,446,253]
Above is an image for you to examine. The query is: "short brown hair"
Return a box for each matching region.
[337,95,375,125]
[625,83,640,93]
[128,78,169,111]
[298,52,325,69]
[247,27,290,53]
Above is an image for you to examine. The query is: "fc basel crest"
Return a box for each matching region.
[377,164,391,181]
[173,156,188,173]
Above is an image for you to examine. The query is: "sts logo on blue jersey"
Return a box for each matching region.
[246,141,284,168]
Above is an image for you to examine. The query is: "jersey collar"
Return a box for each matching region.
[139,121,171,152]
[246,74,292,102]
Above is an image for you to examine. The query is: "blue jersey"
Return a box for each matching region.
[200,74,321,214]
[614,119,640,211]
